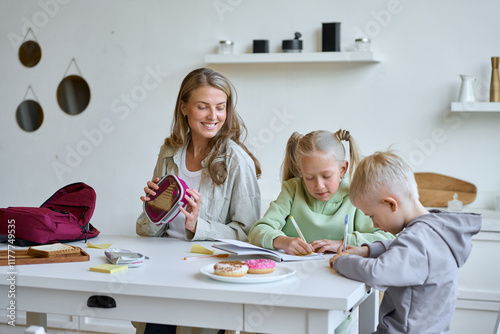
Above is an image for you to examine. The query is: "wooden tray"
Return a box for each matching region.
[0,247,89,266]
[415,172,477,207]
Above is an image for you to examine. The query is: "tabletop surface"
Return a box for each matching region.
[0,235,370,311]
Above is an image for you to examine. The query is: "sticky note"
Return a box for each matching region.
[90,264,128,274]
[190,244,215,255]
[87,242,113,249]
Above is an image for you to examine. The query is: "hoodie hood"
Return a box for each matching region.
[407,209,482,267]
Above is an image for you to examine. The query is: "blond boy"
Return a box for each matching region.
[330,152,482,334]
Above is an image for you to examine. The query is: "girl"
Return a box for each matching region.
[249,129,395,256]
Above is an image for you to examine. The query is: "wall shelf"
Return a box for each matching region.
[204,51,380,64]
[451,102,500,112]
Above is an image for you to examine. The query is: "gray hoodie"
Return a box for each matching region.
[333,209,482,334]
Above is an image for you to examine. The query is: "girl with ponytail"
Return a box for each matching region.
[249,129,394,255]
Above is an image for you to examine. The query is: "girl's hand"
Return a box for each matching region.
[180,188,201,234]
[273,236,314,256]
[310,239,343,253]
[140,178,160,202]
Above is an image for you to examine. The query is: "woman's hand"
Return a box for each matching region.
[273,236,314,255]
[310,239,342,253]
[180,188,202,234]
[329,245,370,268]
[140,178,160,202]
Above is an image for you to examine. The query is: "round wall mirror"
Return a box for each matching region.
[19,40,42,68]
[16,100,44,132]
[57,75,91,115]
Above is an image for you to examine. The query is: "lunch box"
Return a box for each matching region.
[143,174,189,225]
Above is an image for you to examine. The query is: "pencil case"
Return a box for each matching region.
[143,174,189,225]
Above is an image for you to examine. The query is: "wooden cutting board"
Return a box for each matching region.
[415,172,477,207]
[0,247,89,266]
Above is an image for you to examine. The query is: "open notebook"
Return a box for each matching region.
[213,239,325,262]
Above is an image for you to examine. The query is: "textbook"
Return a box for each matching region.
[213,239,324,262]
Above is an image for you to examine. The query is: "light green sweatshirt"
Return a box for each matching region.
[249,177,395,249]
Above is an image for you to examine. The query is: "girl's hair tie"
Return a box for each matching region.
[336,129,350,141]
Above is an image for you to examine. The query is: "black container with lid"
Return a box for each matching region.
[253,40,269,53]
[322,22,341,52]
[282,32,302,53]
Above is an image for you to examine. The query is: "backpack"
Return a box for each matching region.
[0,182,99,246]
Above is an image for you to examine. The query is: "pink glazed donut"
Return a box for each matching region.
[245,259,276,274]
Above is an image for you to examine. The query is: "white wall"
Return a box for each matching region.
[1,0,500,236]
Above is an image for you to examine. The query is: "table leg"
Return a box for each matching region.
[26,312,47,330]
[358,289,378,334]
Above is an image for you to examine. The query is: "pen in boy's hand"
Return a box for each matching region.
[342,214,348,252]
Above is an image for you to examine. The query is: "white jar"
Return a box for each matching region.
[218,41,234,54]
[355,38,371,52]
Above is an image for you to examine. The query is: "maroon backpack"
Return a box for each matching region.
[0,182,99,246]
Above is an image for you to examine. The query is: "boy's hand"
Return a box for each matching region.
[335,244,370,257]
[273,236,314,255]
[329,252,347,268]
[310,239,342,253]
[329,245,370,268]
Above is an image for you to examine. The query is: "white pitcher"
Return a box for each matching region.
[458,74,476,102]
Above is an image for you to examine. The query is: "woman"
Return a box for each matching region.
[136,67,261,241]
[134,68,261,334]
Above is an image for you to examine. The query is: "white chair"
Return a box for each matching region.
[494,306,500,334]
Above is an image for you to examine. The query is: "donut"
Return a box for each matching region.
[213,261,248,277]
[245,259,276,274]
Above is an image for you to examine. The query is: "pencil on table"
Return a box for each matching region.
[183,254,229,260]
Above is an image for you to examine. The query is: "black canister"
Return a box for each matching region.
[322,22,341,52]
[282,32,303,53]
[253,40,269,53]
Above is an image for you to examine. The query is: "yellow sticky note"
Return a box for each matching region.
[190,244,215,255]
[87,242,113,249]
[90,264,128,274]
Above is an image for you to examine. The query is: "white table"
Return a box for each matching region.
[0,235,378,333]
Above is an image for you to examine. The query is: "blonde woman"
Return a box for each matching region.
[135,68,261,334]
[137,67,261,242]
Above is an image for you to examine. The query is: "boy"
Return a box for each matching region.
[330,151,482,334]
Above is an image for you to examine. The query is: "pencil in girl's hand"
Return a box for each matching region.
[289,215,307,243]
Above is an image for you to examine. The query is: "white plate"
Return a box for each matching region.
[200,263,296,284]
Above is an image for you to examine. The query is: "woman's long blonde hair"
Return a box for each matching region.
[164,68,261,185]
[281,129,361,183]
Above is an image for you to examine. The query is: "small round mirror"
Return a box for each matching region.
[16,100,44,132]
[18,40,42,68]
[57,75,91,115]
